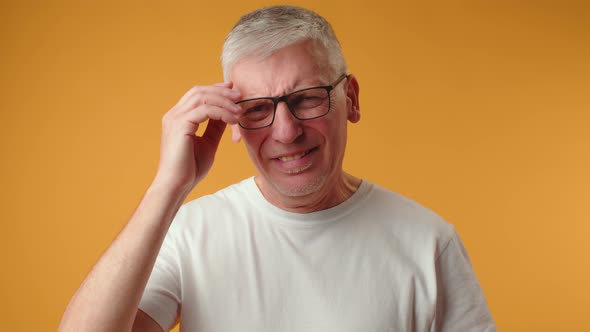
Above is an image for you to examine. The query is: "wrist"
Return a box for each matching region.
[136,180,192,231]
[147,180,190,201]
[150,173,197,199]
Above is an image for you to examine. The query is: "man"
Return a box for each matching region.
[59,6,496,332]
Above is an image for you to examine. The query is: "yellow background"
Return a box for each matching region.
[1,0,589,331]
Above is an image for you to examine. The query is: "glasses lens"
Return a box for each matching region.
[287,88,330,119]
[237,98,275,129]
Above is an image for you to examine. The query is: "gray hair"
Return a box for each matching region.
[222,5,347,81]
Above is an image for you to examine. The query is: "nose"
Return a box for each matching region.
[271,101,303,143]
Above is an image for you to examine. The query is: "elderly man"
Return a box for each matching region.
[59,6,495,332]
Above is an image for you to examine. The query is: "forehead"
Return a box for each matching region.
[229,40,333,97]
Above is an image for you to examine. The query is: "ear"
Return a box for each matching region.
[345,74,360,123]
[230,123,242,143]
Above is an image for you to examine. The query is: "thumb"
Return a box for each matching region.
[202,119,227,147]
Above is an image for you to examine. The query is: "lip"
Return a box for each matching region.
[272,147,318,174]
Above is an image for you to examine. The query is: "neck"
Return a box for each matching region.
[255,172,362,213]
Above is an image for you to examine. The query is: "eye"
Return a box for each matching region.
[289,89,327,109]
[240,100,274,121]
[246,104,269,114]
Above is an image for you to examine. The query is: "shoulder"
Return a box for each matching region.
[166,178,257,235]
[359,181,455,251]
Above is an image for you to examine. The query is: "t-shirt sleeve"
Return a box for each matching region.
[138,222,182,331]
[433,228,497,332]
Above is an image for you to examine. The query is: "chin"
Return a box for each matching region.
[271,173,327,198]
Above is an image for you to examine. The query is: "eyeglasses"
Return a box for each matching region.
[236,73,348,130]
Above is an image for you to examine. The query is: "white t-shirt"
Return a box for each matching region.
[139,178,496,331]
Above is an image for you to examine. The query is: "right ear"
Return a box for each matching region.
[230,124,242,143]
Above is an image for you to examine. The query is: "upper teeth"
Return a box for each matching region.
[278,150,309,162]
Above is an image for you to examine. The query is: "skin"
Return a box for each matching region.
[58,39,360,332]
[58,79,244,332]
[230,40,362,213]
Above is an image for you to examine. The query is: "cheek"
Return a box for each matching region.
[241,131,266,157]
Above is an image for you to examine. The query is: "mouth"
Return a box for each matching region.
[275,148,316,162]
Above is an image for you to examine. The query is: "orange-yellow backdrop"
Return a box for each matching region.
[1,0,589,331]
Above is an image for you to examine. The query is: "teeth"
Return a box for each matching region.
[286,164,311,174]
[278,150,310,162]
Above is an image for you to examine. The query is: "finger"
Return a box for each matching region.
[202,119,227,147]
[197,104,241,124]
[181,92,242,115]
[178,84,241,106]
[214,81,233,88]
[163,103,238,141]
[176,104,240,132]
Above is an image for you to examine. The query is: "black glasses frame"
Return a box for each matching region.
[236,73,349,130]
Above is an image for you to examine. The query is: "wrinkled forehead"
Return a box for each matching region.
[228,41,337,98]
[226,39,336,82]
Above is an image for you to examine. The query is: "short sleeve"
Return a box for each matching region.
[433,228,497,332]
[138,220,182,331]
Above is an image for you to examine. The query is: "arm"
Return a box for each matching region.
[132,310,165,332]
[58,83,242,332]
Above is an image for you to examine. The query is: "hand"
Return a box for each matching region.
[152,82,242,195]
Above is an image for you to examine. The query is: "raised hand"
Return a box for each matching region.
[152,82,242,195]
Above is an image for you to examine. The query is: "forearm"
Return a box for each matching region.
[59,80,240,331]
[58,183,188,332]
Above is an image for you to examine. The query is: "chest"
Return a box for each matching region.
[178,223,438,332]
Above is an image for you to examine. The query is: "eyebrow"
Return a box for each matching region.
[240,79,329,100]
